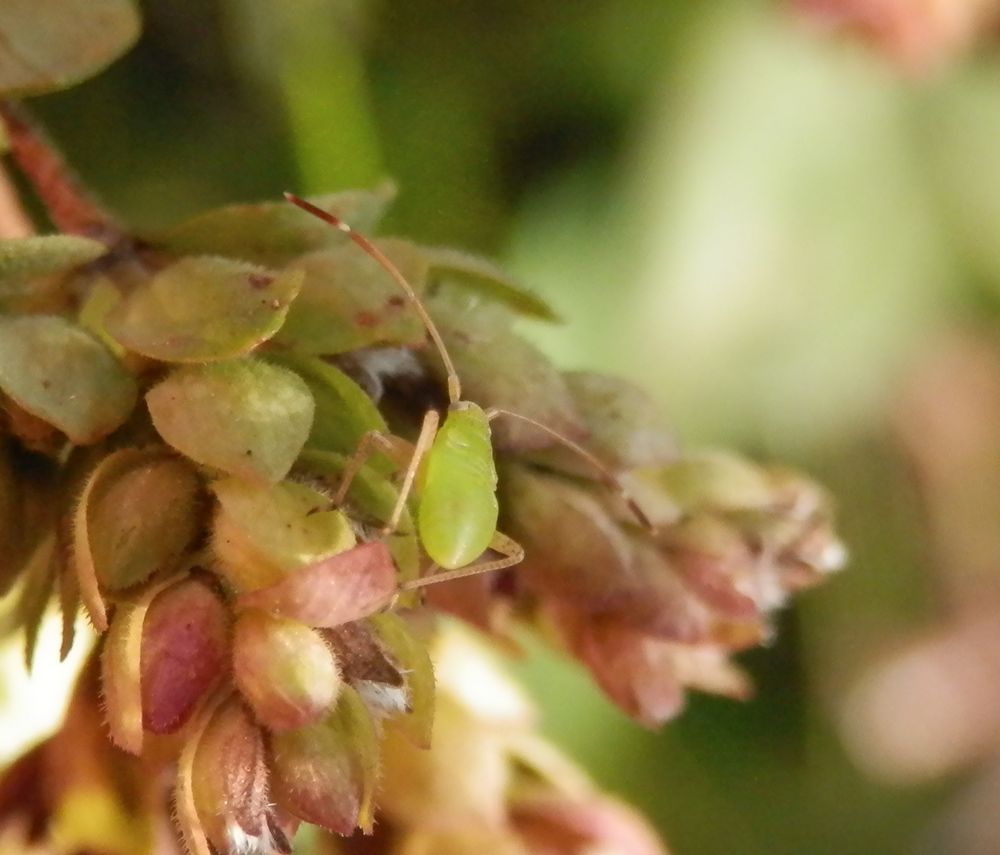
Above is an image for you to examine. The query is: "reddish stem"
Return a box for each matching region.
[0,101,119,239]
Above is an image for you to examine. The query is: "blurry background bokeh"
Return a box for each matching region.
[13,0,1000,851]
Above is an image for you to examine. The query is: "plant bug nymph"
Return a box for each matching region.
[284,193,654,593]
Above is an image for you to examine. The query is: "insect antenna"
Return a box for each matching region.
[283,193,462,405]
[486,407,656,532]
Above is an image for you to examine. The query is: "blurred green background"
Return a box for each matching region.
[23,0,1000,851]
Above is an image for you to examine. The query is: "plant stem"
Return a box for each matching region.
[0,102,120,240]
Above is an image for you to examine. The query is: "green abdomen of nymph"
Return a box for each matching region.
[418,402,498,570]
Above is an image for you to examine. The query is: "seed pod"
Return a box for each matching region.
[211,477,355,592]
[188,697,275,854]
[140,576,230,736]
[101,574,184,754]
[72,447,203,595]
[271,686,379,835]
[236,541,396,628]
[325,619,408,720]
[234,609,341,732]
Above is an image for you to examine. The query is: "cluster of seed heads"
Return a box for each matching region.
[0,119,845,854]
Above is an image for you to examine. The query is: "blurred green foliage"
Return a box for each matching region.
[22,0,1000,851]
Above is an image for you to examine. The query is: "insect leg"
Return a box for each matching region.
[398,530,524,592]
[383,408,440,536]
[333,430,412,507]
[485,406,655,532]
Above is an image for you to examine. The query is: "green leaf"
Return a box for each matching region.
[275,241,428,354]
[0,0,140,97]
[268,353,390,470]
[105,256,303,362]
[152,186,396,267]
[146,359,314,483]
[425,246,560,322]
[0,236,107,293]
[0,315,137,444]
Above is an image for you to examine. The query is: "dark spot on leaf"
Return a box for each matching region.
[387,295,405,308]
[41,380,51,389]
[247,273,274,290]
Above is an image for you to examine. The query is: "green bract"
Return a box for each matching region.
[371,613,436,749]
[0,315,137,444]
[153,187,395,267]
[0,236,106,292]
[0,0,140,97]
[424,246,560,322]
[105,256,303,362]
[271,353,390,468]
[276,241,428,354]
[146,359,314,483]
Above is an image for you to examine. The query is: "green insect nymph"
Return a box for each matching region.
[284,193,652,592]
[418,401,498,570]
